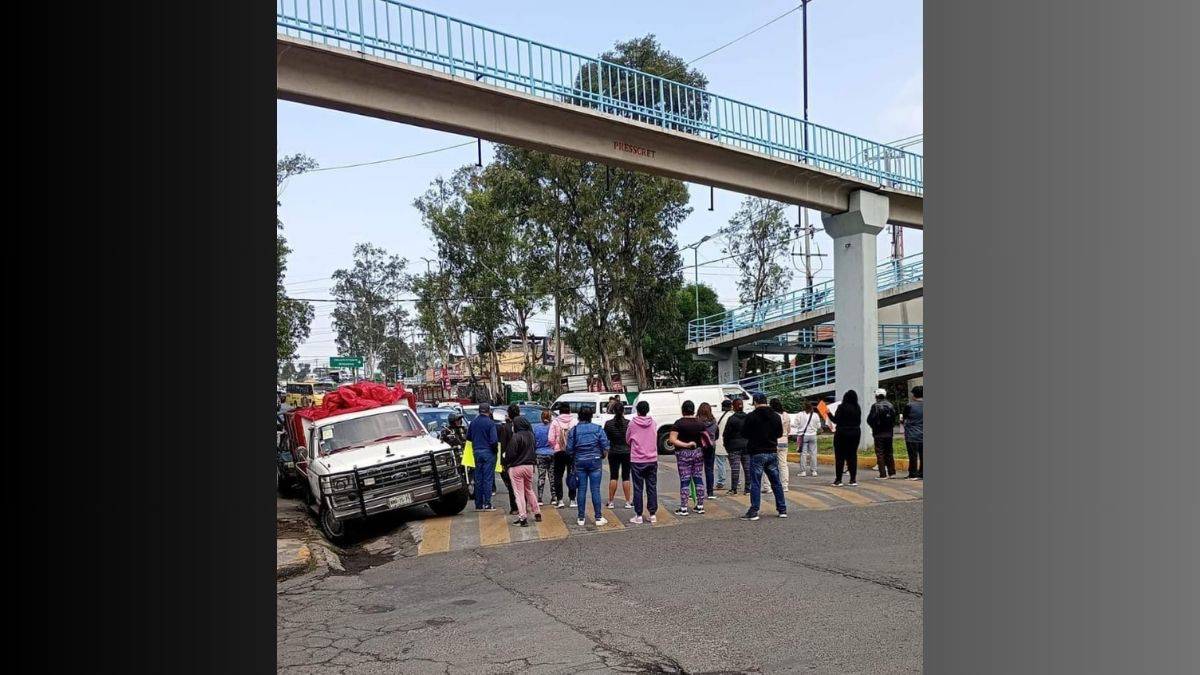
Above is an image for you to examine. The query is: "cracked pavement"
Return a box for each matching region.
[278,499,921,673]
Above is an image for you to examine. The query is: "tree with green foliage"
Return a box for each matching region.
[643,283,724,386]
[276,154,317,371]
[330,243,410,379]
[721,196,794,317]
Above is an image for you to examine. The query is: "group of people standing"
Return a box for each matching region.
[437,386,924,526]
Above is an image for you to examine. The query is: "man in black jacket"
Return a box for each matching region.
[867,389,898,479]
[723,399,750,495]
[739,392,787,521]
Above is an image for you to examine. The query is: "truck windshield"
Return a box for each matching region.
[416,409,452,434]
[316,410,424,456]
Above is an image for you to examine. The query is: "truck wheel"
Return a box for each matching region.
[429,487,469,516]
[318,504,351,544]
[658,430,675,455]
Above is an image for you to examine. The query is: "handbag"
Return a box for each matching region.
[461,441,475,468]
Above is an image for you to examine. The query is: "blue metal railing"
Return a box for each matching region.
[747,323,923,351]
[276,1,923,193]
[688,252,924,344]
[737,335,924,394]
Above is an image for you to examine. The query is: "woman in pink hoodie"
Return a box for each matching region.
[548,402,578,508]
[625,401,660,524]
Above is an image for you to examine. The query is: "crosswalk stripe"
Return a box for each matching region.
[416,516,452,555]
[478,509,512,546]
[852,482,918,502]
[807,485,875,506]
[534,506,569,540]
[782,490,830,510]
[599,507,626,530]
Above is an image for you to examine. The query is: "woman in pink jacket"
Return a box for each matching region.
[625,401,659,524]
[548,402,578,508]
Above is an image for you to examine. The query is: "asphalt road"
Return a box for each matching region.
[278,496,922,673]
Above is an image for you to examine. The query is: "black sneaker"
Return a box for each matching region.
[534,513,542,522]
[674,507,689,516]
[739,512,760,521]
[695,505,705,515]
[726,489,738,496]
[513,518,527,526]
[779,512,788,518]
[483,505,496,510]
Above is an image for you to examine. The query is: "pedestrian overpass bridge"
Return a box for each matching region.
[276,0,924,227]
[737,328,923,400]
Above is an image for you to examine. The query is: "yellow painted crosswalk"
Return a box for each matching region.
[409,475,921,557]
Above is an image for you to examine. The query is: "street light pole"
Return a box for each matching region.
[800,0,814,292]
[682,234,713,319]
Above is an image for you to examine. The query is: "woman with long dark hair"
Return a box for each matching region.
[697,402,719,500]
[830,390,862,487]
[603,401,632,508]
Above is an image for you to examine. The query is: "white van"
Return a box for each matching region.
[631,384,752,454]
[550,391,625,427]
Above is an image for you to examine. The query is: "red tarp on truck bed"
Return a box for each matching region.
[293,381,416,422]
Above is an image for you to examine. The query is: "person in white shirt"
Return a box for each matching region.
[714,400,732,489]
[793,400,822,477]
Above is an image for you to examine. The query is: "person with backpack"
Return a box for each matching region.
[867,388,898,479]
[626,400,659,524]
[902,385,924,480]
[603,401,632,509]
[503,416,541,527]
[793,400,822,477]
[697,402,720,500]
[714,399,732,490]
[567,406,610,527]
[548,402,577,508]
[669,400,708,516]
[723,399,750,495]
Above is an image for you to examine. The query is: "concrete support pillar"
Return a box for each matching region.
[717,346,740,383]
[823,191,889,450]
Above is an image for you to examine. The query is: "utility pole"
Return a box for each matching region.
[554,237,562,394]
[800,0,815,292]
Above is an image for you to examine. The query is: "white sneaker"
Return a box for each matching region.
[649,514,657,523]
[812,471,819,477]
[606,501,615,509]
[538,500,545,505]
[848,481,859,486]
[779,512,789,518]
[630,515,643,524]
[624,502,633,509]
[595,517,608,526]
[570,500,577,507]
[577,518,585,526]
[799,471,808,477]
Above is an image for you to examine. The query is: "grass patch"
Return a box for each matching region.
[788,434,914,457]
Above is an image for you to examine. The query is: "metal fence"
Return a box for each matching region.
[736,335,924,393]
[276,0,923,192]
[688,252,923,344]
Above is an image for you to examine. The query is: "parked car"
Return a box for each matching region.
[631,384,751,454]
[461,405,507,424]
[415,407,454,437]
[281,404,469,543]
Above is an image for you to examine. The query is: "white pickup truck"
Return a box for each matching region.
[282,404,469,542]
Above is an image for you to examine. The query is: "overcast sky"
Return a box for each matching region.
[277,0,923,365]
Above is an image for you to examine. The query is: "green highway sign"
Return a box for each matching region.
[329,356,363,368]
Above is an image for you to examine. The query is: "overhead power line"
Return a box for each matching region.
[686,4,805,66]
[302,141,476,174]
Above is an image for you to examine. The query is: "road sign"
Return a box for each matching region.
[329,356,363,368]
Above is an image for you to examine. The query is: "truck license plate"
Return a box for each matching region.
[388,494,413,509]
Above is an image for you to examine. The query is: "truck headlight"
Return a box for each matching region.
[322,474,356,493]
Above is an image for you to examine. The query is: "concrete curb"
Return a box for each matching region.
[788,452,911,471]
[277,539,314,580]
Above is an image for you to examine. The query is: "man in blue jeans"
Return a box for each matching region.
[466,403,499,510]
[567,405,610,527]
[738,392,788,520]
